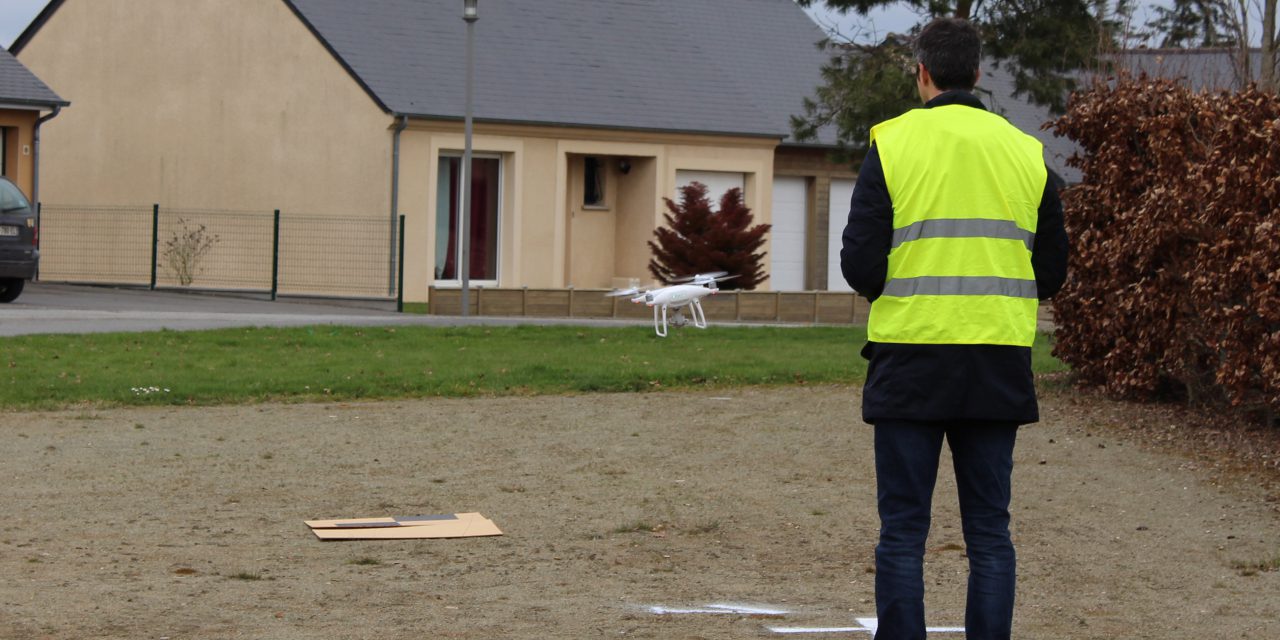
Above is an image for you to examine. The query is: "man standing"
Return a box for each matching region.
[841,18,1069,640]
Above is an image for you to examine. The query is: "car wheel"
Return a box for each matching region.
[0,278,24,303]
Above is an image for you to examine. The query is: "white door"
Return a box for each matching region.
[675,170,745,212]
[827,178,856,291]
[770,176,807,291]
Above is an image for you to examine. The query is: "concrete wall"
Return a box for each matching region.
[16,0,394,214]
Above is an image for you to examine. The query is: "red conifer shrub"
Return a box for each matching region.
[647,182,771,290]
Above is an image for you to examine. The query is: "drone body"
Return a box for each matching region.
[607,273,735,337]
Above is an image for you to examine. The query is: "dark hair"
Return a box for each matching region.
[914,18,981,91]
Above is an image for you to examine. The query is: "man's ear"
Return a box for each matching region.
[917,63,932,87]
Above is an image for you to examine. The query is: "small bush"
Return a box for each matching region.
[163,217,219,286]
[647,182,770,289]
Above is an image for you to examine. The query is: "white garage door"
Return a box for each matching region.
[770,176,808,291]
[675,170,745,212]
[827,178,855,291]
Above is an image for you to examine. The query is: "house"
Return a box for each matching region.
[0,46,67,204]
[12,0,859,300]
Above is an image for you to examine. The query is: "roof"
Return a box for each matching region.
[283,0,833,141]
[1113,48,1265,91]
[978,62,1080,183]
[0,46,66,109]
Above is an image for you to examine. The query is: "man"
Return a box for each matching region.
[841,17,1069,640]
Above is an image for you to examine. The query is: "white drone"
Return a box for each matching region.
[607,272,737,337]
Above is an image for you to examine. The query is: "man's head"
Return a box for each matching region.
[912,18,981,101]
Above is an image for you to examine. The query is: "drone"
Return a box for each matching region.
[606,272,737,337]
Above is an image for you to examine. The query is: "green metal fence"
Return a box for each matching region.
[39,204,155,286]
[37,204,402,300]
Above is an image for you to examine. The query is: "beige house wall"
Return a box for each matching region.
[396,121,777,302]
[15,0,394,214]
[0,109,41,198]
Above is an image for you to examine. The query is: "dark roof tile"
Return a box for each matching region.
[289,0,831,141]
[0,47,66,108]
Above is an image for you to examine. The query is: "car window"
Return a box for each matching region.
[0,180,30,213]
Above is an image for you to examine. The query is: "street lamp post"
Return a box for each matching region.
[459,0,478,316]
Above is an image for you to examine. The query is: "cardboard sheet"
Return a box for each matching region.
[311,515,502,540]
[305,512,483,529]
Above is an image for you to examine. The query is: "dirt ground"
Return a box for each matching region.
[1,385,1277,639]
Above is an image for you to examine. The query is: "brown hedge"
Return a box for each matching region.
[1050,78,1280,421]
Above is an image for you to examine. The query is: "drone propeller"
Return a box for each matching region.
[680,273,739,288]
[672,271,728,283]
[605,287,643,298]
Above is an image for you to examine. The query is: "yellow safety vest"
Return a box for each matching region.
[868,104,1046,347]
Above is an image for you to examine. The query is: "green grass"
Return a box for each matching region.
[0,324,1064,410]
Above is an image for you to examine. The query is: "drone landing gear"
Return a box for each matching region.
[652,300,709,337]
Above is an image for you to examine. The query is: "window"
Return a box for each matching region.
[435,155,501,282]
[583,156,605,207]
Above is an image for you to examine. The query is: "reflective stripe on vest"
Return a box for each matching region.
[868,104,1046,347]
[891,218,1035,251]
[881,276,1039,299]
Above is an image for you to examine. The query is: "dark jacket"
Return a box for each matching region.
[841,90,1069,425]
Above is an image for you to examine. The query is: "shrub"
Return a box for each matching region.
[647,182,770,290]
[163,218,220,286]
[1050,77,1280,424]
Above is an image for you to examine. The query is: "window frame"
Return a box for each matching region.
[434,151,504,287]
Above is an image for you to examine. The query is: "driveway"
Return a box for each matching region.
[0,283,646,336]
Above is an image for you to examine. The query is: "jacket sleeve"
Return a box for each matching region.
[1031,168,1069,301]
[841,144,893,300]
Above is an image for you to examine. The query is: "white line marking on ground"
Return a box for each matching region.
[647,603,789,616]
[768,618,964,635]
[768,626,870,634]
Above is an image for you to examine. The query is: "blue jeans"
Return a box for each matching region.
[873,421,1018,640]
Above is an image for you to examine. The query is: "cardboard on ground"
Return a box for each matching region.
[306,512,502,540]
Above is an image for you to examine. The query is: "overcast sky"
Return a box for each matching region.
[0,0,48,48]
[0,0,1247,51]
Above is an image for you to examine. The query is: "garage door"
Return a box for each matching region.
[770,176,807,291]
[675,170,744,212]
[827,178,855,291]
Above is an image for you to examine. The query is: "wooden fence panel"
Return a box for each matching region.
[426,287,867,325]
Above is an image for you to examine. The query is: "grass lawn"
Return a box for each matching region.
[0,325,1066,410]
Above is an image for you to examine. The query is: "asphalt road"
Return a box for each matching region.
[0,283,647,336]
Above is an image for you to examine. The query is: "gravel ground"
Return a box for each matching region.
[1,385,1277,639]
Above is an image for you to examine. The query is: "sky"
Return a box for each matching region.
[0,0,1257,51]
[0,0,48,48]
[800,1,1179,44]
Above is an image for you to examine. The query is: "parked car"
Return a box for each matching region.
[0,177,38,302]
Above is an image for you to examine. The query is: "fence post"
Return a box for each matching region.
[396,215,406,313]
[33,202,40,282]
[149,204,159,290]
[270,209,281,301]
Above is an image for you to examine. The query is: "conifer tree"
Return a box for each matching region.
[647,182,770,290]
